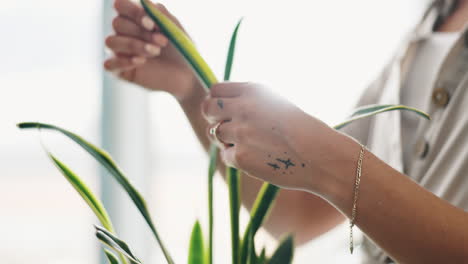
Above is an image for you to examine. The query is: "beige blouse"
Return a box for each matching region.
[341,0,468,262]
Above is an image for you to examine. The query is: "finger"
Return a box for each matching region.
[114,0,159,31]
[104,55,146,71]
[118,69,136,82]
[220,145,244,169]
[106,35,161,57]
[214,120,239,145]
[113,16,169,47]
[205,120,232,148]
[112,16,148,41]
[202,96,238,123]
[211,82,251,98]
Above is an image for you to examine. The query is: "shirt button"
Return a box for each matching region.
[432,88,450,107]
[414,139,430,159]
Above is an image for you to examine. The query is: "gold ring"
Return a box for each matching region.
[210,121,222,137]
[209,121,224,144]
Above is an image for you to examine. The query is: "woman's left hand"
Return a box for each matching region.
[202,82,339,192]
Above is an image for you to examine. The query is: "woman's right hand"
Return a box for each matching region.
[104,0,199,101]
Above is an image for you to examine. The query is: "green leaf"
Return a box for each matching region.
[96,226,139,261]
[258,248,267,264]
[223,18,243,264]
[245,228,256,264]
[268,235,294,264]
[45,153,128,264]
[227,167,241,264]
[207,144,217,264]
[97,232,139,264]
[47,154,114,233]
[132,10,237,263]
[240,183,279,264]
[224,18,243,81]
[96,226,141,264]
[140,0,218,90]
[125,9,245,263]
[334,104,430,130]
[17,122,174,264]
[348,104,394,117]
[104,249,120,264]
[188,220,206,264]
[245,183,279,240]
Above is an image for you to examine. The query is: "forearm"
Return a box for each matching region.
[182,79,468,260]
[317,133,468,263]
[178,82,342,243]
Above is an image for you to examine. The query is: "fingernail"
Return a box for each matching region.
[153,34,168,47]
[141,16,155,31]
[145,44,161,56]
[104,63,111,70]
[132,56,146,65]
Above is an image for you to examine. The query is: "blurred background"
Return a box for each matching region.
[0,0,431,263]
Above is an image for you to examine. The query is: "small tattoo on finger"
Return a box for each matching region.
[217,99,224,109]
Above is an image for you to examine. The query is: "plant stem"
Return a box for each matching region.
[228,167,241,264]
[240,183,280,263]
[207,144,217,264]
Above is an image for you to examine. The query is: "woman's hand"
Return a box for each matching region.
[202,82,344,192]
[104,0,198,101]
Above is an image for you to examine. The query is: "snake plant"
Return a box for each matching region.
[18,1,430,263]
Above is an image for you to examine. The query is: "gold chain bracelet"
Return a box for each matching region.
[350,143,365,254]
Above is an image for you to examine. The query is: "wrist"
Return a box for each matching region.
[176,76,205,105]
[289,115,360,201]
[315,133,362,205]
[177,78,206,109]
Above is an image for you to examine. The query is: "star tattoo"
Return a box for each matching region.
[276,158,296,169]
[217,99,224,109]
[267,163,280,170]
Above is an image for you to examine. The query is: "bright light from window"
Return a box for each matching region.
[0,0,101,263]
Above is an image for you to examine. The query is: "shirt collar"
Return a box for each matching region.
[414,0,461,39]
